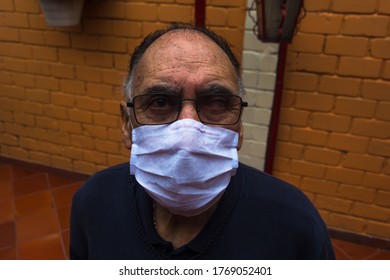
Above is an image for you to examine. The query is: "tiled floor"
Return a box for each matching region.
[0,159,389,260]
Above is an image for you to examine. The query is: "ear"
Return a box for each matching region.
[237,123,244,151]
[120,101,132,150]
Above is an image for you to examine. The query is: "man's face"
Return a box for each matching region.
[128,31,244,149]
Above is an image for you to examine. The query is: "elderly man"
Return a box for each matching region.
[70,23,335,259]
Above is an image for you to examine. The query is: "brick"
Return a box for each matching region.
[35,76,59,91]
[102,70,122,86]
[36,116,58,130]
[301,177,338,195]
[0,98,20,111]
[325,166,364,185]
[351,119,390,139]
[83,150,107,165]
[58,120,82,134]
[242,107,270,125]
[58,49,85,65]
[342,15,389,37]
[338,57,382,78]
[361,80,390,101]
[126,3,158,21]
[86,52,113,67]
[276,125,291,141]
[319,75,360,96]
[93,113,119,128]
[0,110,13,122]
[84,1,125,19]
[14,112,35,126]
[44,31,70,47]
[20,30,44,45]
[61,147,83,160]
[1,85,26,100]
[159,4,193,22]
[51,156,73,170]
[284,73,318,91]
[273,172,301,187]
[26,89,50,103]
[315,195,352,213]
[291,127,328,146]
[325,36,368,57]
[20,101,43,115]
[25,61,50,75]
[366,221,390,239]
[95,139,119,153]
[311,112,351,132]
[376,102,390,121]
[32,46,57,61]
[0,0,14,11]
[28,14,53,30]
[332,0,376,13]
[0,27,19,41]
[328,214,365,232]
[76,67,101,83]
[275,142,303,159]
[375,191,390,207]
[243,123,268,142]
[83,124,108,139]
[334,97,377,118]
[50,64,74,79]
[362,173,390,191]
[99,36,127,53]
[342,153,384,172]
[295,92,335,112]
[303,0,330,11]
[297,53,338,73]
[273,157,290,172]
[2,58,25,72]
[371,39,390,59]
[304,146,341,165]
[71,135,95,149]
[338,184,376,203]
[327,132,368,153]
[107,154,128,166]
[141,22,167,38]
[300,13,343,34]
[3,13,29,28]
[14,0,40,13]
[30,151,51,166]
[76,97,102,112]
[206,7,227,26]
[12,73,35,88]
[0,43,32,59]
[352,203,390,221]
[51,92,76,107]
[83,19,112,35]
[44,106,68,120]
[60,79,85,95]
[379,0,390,14]
[71,34,98,50]
[279,108,310,126]
[290,33,324,53]
[68,109,93,124]
[227,7,245,27]
[74,161,96,174]
[111,21,142,37]
[87,83,114,99]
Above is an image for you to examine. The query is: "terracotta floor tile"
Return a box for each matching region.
[0,180,13,201]
[0,221,16,248]
[367,250,390,260]
[11,166,39,180]
[62,229,70,259]
[333,239,384,259]
[16,209,60,243]
[57,207,71,230]
[0,165,12,182]
[0,247,17,260]
[14,190,53,217]
[48,174,80,188]
[13,173,49,197]
[0,199,14,224]
[18,233,65,260]
[53,182,83,209]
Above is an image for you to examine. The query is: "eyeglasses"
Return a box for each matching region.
[127,94,248,125]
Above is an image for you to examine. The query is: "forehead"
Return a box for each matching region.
[132,31,238,93]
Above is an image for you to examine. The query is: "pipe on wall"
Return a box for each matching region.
[264,42,288,174]
[195,0,206,27]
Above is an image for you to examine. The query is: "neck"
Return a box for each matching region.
[153,202,218,249]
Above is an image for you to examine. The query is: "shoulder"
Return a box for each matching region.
[72,162,133,206]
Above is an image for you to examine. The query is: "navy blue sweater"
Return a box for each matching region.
[70,162,335,259]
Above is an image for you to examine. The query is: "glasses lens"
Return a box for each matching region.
[197,95,242,125]
[133,94,179,125]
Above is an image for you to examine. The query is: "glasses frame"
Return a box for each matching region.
[127,94,248,126]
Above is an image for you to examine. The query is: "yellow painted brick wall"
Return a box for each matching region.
[275,0,390,239]
[0,0,247,174]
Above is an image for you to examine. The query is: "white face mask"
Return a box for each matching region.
[130,119,239,217]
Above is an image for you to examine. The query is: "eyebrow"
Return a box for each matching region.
[142,85,179,95]
[197,84,235,96]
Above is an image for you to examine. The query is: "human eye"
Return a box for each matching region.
[141,94,177,112]
[200,95,231,111]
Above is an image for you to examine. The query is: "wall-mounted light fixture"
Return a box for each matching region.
[255,0,304,43]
